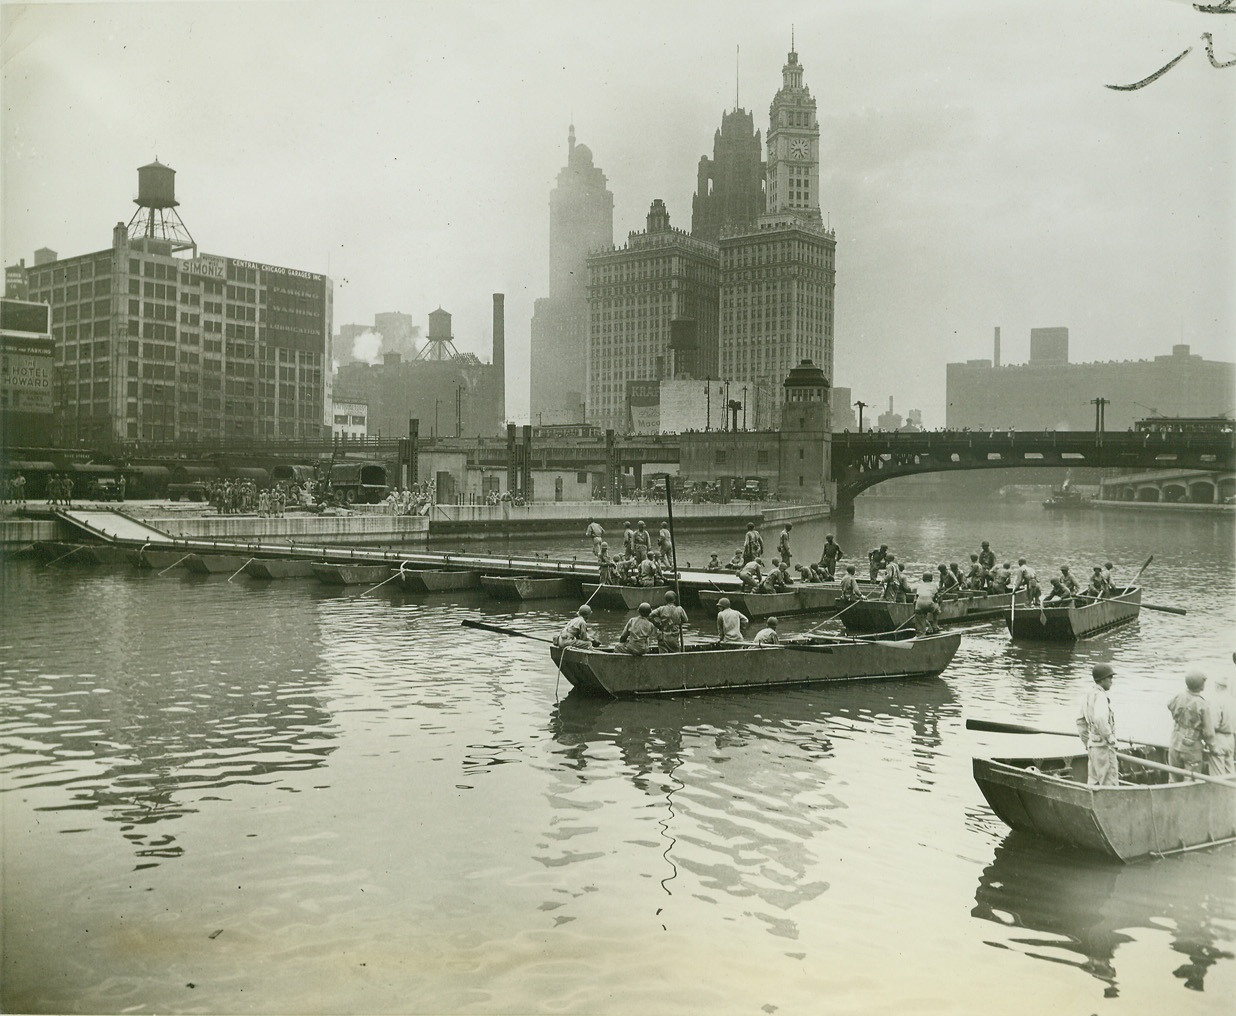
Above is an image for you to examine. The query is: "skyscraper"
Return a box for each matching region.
[691,108,765,243]
[718,43,836,429]
[586,200,720,432]
[530,126,614,423]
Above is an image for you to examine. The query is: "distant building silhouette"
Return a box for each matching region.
[691,108,765,243]
[946,341,1236,430]
[530,125,614,424]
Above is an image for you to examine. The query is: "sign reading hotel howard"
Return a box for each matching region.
[0,298,54,413]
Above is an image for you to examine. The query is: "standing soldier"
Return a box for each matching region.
[818,535,843,580]
[1076,663,1119,786]
[622,520,635,558]
[585,520,605,559]
[657,521,673,559]
[777,523,793,569]
[632,520,651,563]
[1167,672,1215,780]
[1210,670,1234,776]
[742,522,763,564]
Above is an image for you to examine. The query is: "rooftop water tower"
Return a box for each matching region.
[126,160,197,254]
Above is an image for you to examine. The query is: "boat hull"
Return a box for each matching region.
[793,580,880,611]
[310,563,393,586]
[244,558,317,579]
[698,588,802,618]
[184,553,253,574]
[548,630,961,697]
[581,583,672,609]
[128,548,190,570]
[396,568,480,592]
[973,751,1236,862]
[480,574,580,600]
[843,589,1028,633]
[1005,587,1141,641]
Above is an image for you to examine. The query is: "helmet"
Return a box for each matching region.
[578,605,592,617]
[638,602,652,616]
[1092,663,1115,682]
[717,597,731,609]
[1185,671,1207,692]
[664,591,677,603]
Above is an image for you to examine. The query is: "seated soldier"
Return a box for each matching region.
[615,602,660,655]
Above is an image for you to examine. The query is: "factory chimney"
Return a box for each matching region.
[993,326,1001,368]
[492,293,506,423]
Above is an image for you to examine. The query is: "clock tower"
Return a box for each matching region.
[765,41,821,223]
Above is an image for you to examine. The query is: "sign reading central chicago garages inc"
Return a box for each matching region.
[179,255,323,283]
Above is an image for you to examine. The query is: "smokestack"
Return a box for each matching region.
[993,326,1001,367]
[492,293,506,423]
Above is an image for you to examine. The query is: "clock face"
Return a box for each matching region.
[790,138,809,159]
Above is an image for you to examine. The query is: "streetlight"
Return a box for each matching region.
[741,385,748,430]
[724,381,731,431]
[854,399,868,433]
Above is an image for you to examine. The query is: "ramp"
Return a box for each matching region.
[57,509,176,544]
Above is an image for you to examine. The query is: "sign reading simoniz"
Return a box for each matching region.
[178,255,323,283]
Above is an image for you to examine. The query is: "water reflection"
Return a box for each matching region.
[1,567,336,868]
[971,832,1236,996]
[544,678,957,936]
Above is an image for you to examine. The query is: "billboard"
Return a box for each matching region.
[627,379,660,435]
[1,299,53,414]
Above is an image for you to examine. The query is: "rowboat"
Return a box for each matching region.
[396,568,480,592]
[1005,586,1141,640]
[548,629,961,697]
[480,574,581,601]
[128,548,192,570]
[793,579,880,612]
[310,562,393,586]
[973,749,1236,861]
[843,588,1028,633]
[244,558,317,579]
[698,588,802,618]
[184,553,253,575]
[581,582,672,609]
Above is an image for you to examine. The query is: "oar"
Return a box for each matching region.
[1142,602,1187,616]
[461,618,557,644]
[965,718,1236,788]
[1132,554,1154,583]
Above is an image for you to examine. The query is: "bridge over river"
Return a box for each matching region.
[829,429,1236,515]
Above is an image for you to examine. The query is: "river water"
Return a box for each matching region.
[2,498,1233,1015]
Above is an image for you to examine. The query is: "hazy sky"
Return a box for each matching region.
[2,0,1233,424]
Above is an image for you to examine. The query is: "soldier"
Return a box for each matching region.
[1075,663,1118,786]
[1167,672,1215,780]
[650,591,688,652]
[585,520,605,558]
[818,535,843,580]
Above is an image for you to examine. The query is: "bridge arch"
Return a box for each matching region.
[1135,485,1161,502]
[1187,479,1216,504]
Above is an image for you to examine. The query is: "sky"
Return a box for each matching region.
[2,0,1233,426]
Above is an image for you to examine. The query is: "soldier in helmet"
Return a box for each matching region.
[1167,671,1216,780]
[556,605,598,649]
[1076,663,1119,786]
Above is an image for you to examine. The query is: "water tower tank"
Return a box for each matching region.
[135,160,178,208]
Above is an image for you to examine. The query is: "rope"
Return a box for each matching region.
[226,557,256,582]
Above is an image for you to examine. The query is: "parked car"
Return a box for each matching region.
[88,477,123,502]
